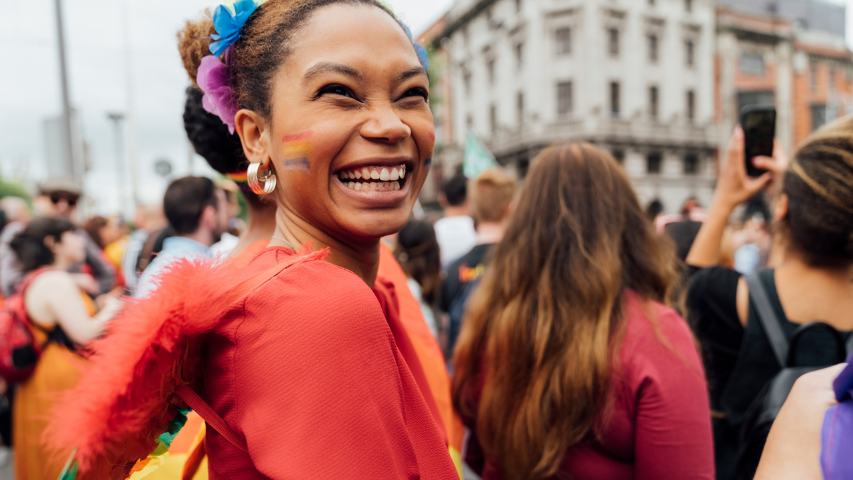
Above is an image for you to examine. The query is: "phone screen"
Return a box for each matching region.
[741,107,776,177]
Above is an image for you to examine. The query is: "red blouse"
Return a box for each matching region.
[201,247,457,479]
[468,292,715,480]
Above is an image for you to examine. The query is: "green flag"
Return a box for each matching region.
[463,132,498,179]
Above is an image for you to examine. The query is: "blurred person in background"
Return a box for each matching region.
[453,143,714,480]
[4,179,118,297]
[134,176,228,298]
[685,118,853,478]
[440,167,516,359]
[0,197,32,297]
[434,173,475,268]
[662,196,705,262]
[122,204,167,292]
[395,219,442,338]
[9,217,122,479]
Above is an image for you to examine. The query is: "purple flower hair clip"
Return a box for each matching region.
[197,0,262,132]
[197,53,238,133]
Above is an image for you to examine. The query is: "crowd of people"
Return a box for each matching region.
[0,0,850,479]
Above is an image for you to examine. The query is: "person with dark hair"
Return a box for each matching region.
[134,176,228,297]
[435,173,476,267]
[9,217,121,479]
[452,143,714,479]
[395,219,442,338]
[82,215,110,250]
[183,86,277,258]
[23,179,118,297]
[440,168,516,358]
[48,2,457,478]
[685,118,853,478]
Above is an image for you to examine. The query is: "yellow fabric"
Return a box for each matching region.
[14,294,94,480]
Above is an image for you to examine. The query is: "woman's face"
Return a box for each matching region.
[54,230,87,265]
[260,4,434,245]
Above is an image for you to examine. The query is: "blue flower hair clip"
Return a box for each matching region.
[210,0,263,57]
[401,23,430,72]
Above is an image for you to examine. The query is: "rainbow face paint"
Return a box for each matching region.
[280,131,313,170]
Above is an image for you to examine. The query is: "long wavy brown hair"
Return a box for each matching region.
[452,143,678,479]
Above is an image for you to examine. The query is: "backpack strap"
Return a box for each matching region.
[746,272,788,367]
[846,332,853,356]
[175,385,247,454]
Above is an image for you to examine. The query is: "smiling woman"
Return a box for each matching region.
[44,1,457,479]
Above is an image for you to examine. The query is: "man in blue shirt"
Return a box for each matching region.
[135,176,229,298]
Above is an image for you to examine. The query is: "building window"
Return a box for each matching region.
[555,27,572,56]
[515,0,522,12]
[683,153,699,175]
[610,81,621,117]
[686,89,696,123]
[612,149,625,165]
[608,28,620,57]
[648,34,659,63]
[811,104,829,132]
[648,0,655,6]
[557,81,573,117]
[685,0,693,12]
[514,42,524,68]
[685,39,695,68]
[489,104,497,133]
[646,152,663,174]
[649,85,659,119]
[516,91,525,127]
[740,52,765,76]
[465,113,474,132]
[486,57,496,85]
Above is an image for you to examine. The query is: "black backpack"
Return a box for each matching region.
[734,273,852,479]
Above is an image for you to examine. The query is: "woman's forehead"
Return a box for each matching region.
[285,4,417,72]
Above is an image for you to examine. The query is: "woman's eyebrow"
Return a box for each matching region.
[395,66,427,84]
[303,62,363,83]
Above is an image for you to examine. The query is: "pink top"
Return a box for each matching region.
[470,292,715,480]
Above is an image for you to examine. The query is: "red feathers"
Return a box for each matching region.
[44,248,325,478]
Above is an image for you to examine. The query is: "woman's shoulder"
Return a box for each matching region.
[619,292,703,373]
[241,247,383,322]
[27,269,75,295]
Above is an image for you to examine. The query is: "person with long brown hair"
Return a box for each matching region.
[452,143,714,480]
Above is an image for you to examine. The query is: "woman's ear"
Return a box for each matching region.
[235,109,271,166]
[773,193,789,224]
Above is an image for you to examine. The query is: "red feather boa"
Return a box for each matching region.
[44,248,326,478]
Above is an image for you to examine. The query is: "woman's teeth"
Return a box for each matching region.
[337,164,407,192]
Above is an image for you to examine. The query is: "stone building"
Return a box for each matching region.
[430,0,718,212]
[424,0,852,213]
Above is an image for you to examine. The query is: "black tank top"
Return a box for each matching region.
[720,268,852,424]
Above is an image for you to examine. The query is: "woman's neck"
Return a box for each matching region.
[233,205,277,255]
[269,208,380,286]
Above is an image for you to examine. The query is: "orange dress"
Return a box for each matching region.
[13,295,94,480]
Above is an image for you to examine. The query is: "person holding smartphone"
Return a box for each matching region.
[684,117,853,478]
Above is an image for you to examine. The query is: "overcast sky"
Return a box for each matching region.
[0,0,848,213]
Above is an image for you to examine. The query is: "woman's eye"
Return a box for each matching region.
[402,87,429,102]
[317,84,360,101]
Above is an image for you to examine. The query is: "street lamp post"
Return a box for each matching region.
[53,0,77,181]
[106,112,128,214]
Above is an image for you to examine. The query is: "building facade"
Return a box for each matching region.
[715,2,853,156]
[427,0,853,213]
[432,0,719,212]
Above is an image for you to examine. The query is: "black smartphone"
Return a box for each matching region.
[740,106,776,177]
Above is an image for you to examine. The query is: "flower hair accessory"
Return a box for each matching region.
[197,55,239,133]
[210,0,262,56]
[197,0,263,133]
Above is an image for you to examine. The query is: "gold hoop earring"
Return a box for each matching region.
[247,161,277,196]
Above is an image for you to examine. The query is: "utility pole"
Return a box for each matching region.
[53,0,77,181]
[121,0,141,207]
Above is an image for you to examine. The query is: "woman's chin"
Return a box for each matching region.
[338,209,412,244]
